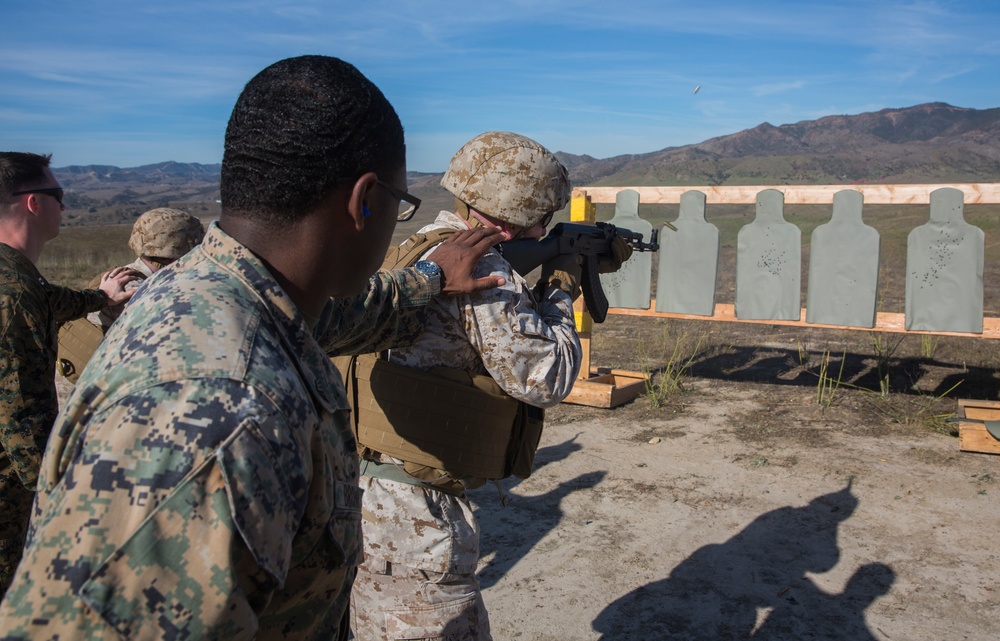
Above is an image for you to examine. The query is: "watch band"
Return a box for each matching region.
[413,260,442,296]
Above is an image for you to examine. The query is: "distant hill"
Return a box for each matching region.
[57,160,220,187]
[556,102,1000,187]
[54,102,1000,225]
[53,162,222,226]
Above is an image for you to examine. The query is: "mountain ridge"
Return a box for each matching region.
[52,102,1000,225]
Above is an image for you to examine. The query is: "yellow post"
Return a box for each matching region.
[570,190,595,379]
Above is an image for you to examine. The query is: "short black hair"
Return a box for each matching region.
[221,55,405,225]
[0,152,53,198]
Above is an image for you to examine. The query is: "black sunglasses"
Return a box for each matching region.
[11,187,64,205]
[336,176,421,222]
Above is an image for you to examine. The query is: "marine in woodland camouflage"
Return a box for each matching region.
[351,210,581,640]
[0,242,108,597]
[0,222,437,639]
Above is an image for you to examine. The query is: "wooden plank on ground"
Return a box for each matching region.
[564,369,648,408]
[957,399,1000,455]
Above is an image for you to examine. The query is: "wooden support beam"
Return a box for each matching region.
[571,192,596,382]
[605,302,1000,339]
[579,183,1000,205]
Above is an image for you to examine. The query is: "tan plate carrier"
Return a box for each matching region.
[56,318,105,383]
[334,228,543,485]
[56,270,146,384]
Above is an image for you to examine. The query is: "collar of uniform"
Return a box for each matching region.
[434,209,470,231]
[0,241,46,285]
[126,256,156,279]
[198,222,344,413]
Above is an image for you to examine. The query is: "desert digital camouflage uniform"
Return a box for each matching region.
[0,222,437,640]
[0,242,108,598]
[351,210,581,641]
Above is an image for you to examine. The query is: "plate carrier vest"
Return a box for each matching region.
[333,228,544,494]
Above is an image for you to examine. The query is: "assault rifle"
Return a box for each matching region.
[497,221,660,323]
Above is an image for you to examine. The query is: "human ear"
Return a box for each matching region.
[347,173,378,232]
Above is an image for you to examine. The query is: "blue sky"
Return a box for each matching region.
[3,1,998,172]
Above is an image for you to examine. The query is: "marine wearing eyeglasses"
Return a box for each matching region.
[0,151,139,599]
[0,58,504,640]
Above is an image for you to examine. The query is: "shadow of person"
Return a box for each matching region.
[752,562,895,640]
[592,483,880,640]
[468,435,605,590]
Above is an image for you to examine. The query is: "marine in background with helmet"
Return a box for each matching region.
[54,208,205,385]
[87,207,204,332]
[349,132,630,640]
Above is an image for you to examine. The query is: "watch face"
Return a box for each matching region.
[415,260,441,277]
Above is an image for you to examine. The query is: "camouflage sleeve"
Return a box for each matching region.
[3,379,305,638]
[46,283,107,324]
[319,268,435,356]
[0,284,57,489]
[461,252,582,408]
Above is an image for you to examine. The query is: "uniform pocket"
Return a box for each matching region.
[325,479,363,569]
[384,592,484,640]
[218,418,295,582]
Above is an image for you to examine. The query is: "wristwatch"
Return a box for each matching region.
[413,260,442,296]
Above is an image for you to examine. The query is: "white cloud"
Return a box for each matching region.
[752,80,807,97]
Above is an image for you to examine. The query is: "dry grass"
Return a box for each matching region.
[47,204,1000,438]
[38,224,135,288]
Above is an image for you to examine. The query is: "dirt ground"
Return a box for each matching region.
[467,318,1000,641]
[53,328,1000,641]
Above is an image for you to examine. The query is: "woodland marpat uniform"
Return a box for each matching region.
[0,242,107,596]
[0,223,435,640]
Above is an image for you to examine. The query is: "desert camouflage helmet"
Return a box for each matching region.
[128,208,205,260]
[441,131,571,227]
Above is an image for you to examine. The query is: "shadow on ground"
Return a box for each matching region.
[471,436,607,591]
[591,483,895,640]
[687,344,1000,399]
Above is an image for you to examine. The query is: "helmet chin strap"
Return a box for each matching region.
[456,199,531,240]
[454,199,480,227]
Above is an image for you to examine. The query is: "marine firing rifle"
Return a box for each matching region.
[498,221,660,323]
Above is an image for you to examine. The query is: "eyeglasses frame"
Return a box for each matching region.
[335,176,421,222]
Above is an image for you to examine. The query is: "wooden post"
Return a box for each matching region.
[571,190,595,380]
[562,190,652,408]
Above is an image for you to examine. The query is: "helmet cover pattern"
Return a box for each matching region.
[441,131,570,227]
[128,208,205,259]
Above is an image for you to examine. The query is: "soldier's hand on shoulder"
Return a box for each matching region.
[98,266,144,306]
[434,227,507,296]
